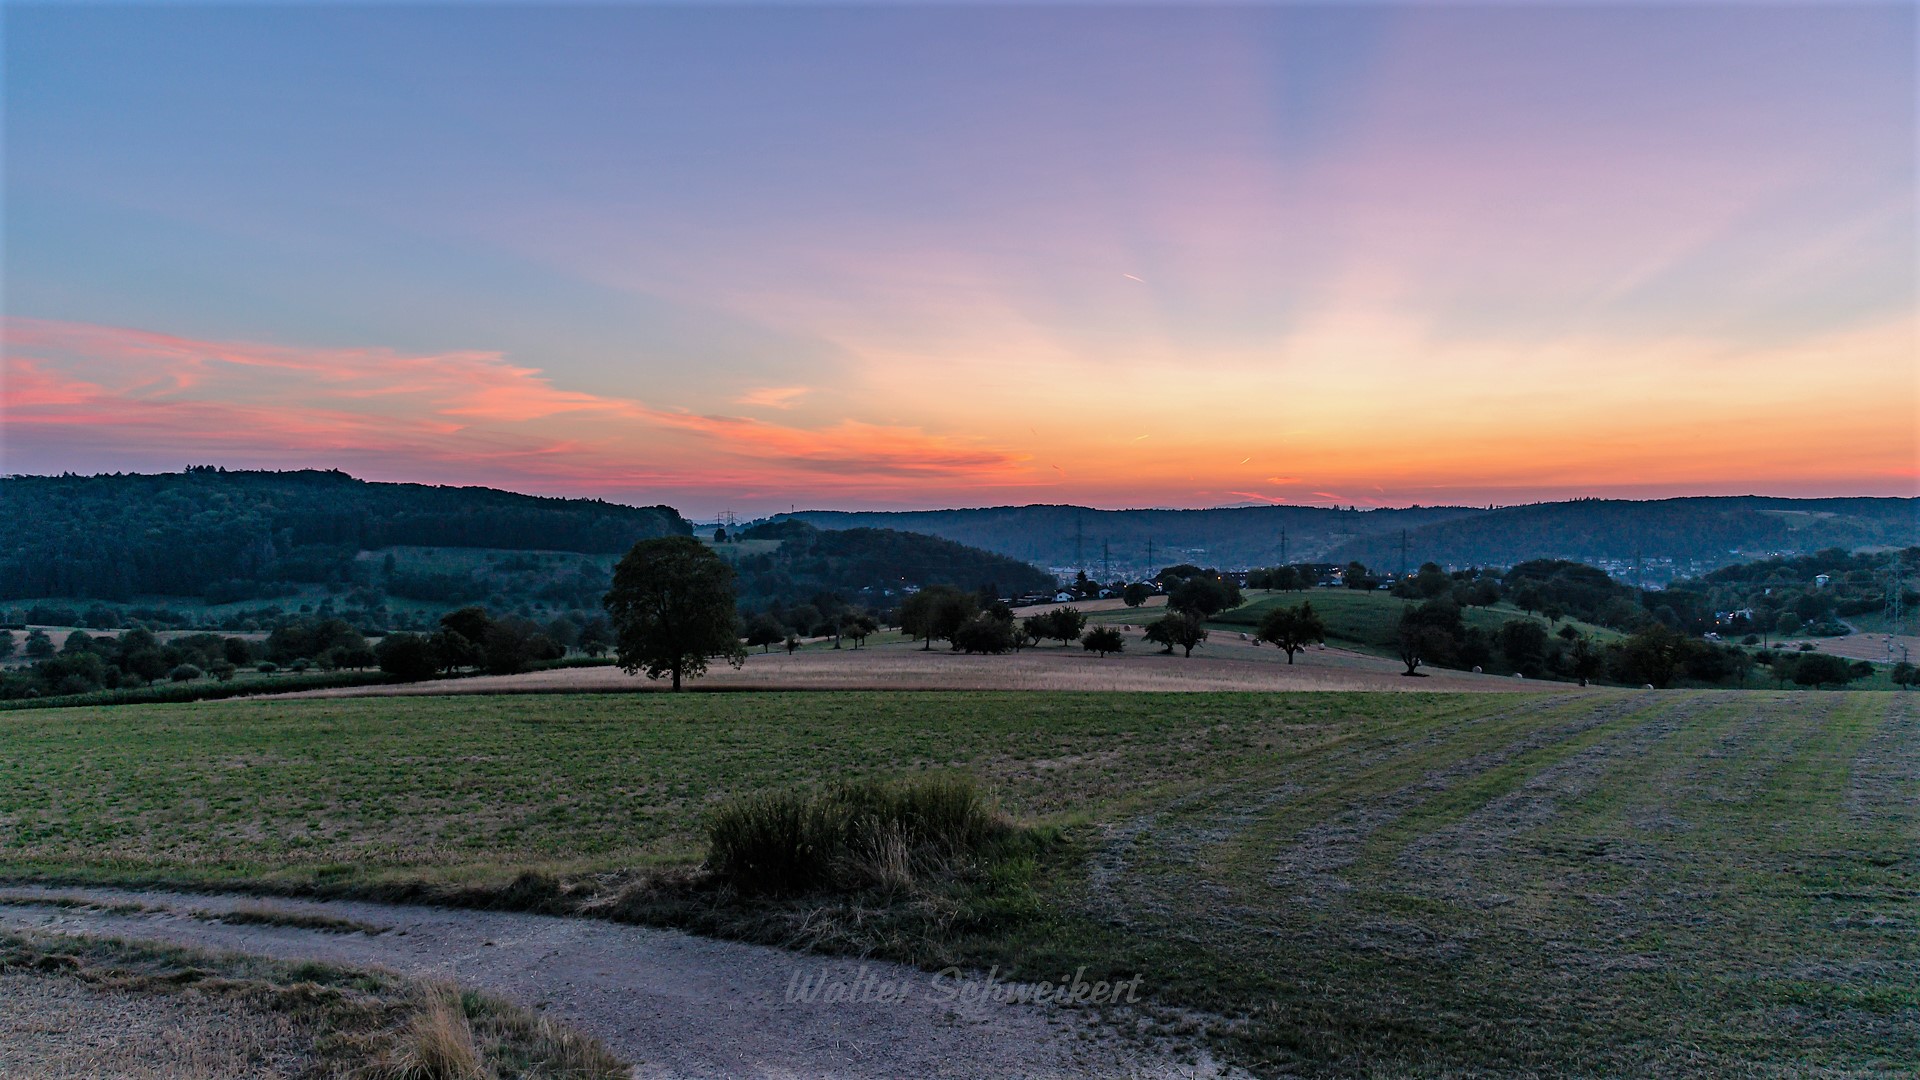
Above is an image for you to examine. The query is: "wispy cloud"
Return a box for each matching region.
[1,318,1028,495]
[736,385,809,410]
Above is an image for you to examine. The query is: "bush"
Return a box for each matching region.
[706,775,1006,896]
[1792,652,1855,689]
[256,662,279,674]
[166,664,203,683]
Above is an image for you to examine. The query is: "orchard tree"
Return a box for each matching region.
[1144,612,1207,657]
[1255,601,1325,664]
[951,613,1016,654]
[1122,582,1153,608]
[745,614,785,653]
[1041,607,1087,645]
[840,612,879,649]
[602,535,746,691]
[1082,626,1125,657]
[1396,613,1453,676]
[900,585,976,651]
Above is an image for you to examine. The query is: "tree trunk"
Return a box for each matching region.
[672,664,682,691]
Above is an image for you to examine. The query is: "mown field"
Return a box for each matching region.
[3,689,1914,1076]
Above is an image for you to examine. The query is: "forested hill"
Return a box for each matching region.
[1324,497,1919,572]
[781,504,1482,572]
[727,520,1054,614]
[783,497,1917,576]
[0,469,690,602]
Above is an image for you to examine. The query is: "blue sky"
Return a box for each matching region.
[4,3,1914,512]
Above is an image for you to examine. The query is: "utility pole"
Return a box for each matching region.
[1280,528,1289,567]
[1074,516,1084,574]
[1886,565,1909,664]
[1146,538,1155,574]
[1398,529,1410,579]
[1102,540,1110,581]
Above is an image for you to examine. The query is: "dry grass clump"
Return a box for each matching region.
[706,774,1009,895]
[368,990,486,1080]
[0,931,625,1080]
[366,983,627,1080]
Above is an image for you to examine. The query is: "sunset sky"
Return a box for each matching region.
[3,3,1914,516]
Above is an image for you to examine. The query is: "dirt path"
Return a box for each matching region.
[0,885,1235,1080]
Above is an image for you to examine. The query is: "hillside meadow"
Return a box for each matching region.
[2,688,1913,1076]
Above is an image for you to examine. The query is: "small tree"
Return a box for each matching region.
[1255,601,1325,664]
[602,535,747,691]
[1621,623,1684,689]
[24,630,54,659]
[1497,619,1550,675]
[745,614,785,653]
[1144,612,1207,657]
[1729,647,1755,688]
[900,586,976,651]
[167,663,203,683]
[1082,626,1125,657]
[1568,635,1602,686]
[1044,607,1087,645]
[1892,660,1916,690]
[841,612,878,649]
[1121,582,1152,608]
[1396,616,1452,676]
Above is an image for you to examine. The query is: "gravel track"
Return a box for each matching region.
[0,885,1236,1079]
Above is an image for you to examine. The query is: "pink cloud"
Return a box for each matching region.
[1,318,1028,497]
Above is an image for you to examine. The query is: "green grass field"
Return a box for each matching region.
[1211,588,1622,654]
[3,689,1913,1076]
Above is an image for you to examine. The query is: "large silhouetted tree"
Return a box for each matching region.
[603,536,746,690]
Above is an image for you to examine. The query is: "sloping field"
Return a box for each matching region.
[1,690,1911,1075]
[265,634,1544,699]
